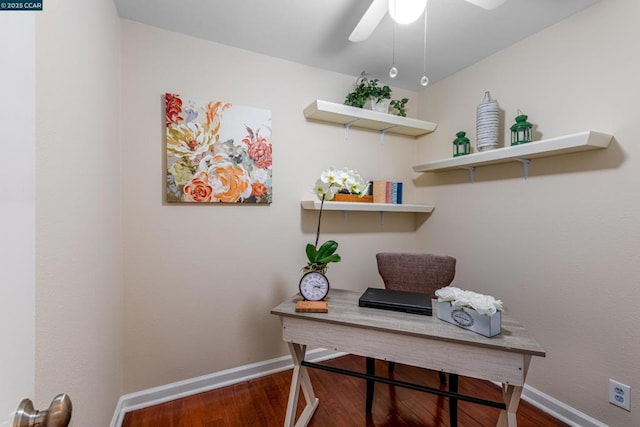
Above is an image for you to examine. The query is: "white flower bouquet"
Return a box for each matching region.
[435,286,503,315]
[435,286,503,337]
[312,167,370,201]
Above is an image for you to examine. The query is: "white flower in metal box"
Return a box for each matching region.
[435,286,503,316]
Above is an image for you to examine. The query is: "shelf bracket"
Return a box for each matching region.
[515,158,531,179]
[342,210,348,223]
[343,119,358,139]
[379,211,385,225]
[461,166,476,183]
[379,127,395,144]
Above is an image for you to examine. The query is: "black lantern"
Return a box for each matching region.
[453,131,470,157]
[510,112,533,146]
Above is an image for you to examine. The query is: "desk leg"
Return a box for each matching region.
[284,342,319,427]
[496,355,531,427]
[449,373,459,427]
[496,384,523,427]
[365,357,375,414]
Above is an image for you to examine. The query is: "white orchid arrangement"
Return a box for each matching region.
[305,168,369,271]
[435,286,504,316]
[312,167,370,201]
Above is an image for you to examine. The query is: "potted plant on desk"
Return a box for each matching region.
[299,167,369,302]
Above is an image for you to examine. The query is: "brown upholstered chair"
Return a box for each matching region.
[376,252,456,296]
[366,252,458,424]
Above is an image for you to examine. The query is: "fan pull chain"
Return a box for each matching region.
[420,2,429,86]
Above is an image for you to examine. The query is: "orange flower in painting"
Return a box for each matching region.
[205,101,232,135]
[165,93,183,126]
[251,182,267,198]
[197,153,251,203]
[213,163,251,203]
[183,171,213,202]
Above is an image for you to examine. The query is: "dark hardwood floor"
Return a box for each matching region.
[122,354,567,427]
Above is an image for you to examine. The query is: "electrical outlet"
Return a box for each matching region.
[609,379,631,411]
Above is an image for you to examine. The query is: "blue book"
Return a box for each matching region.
[391,182,398,204]
[396,182,403,204]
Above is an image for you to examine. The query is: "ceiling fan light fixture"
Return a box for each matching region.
[388,0,427,25]
[464,0,507,10]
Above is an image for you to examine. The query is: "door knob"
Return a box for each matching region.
[13,394,72,427]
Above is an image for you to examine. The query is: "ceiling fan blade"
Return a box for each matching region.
[348,0,388,42]
[464,0,507,10]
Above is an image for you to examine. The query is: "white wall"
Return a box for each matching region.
[0,13,35,426]
[416,0,639,425]
[121,20,423,392]
[28,1,637,424]
[35,1,123,425]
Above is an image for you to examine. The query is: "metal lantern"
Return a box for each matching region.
[510,112,533,145]
[453,131,470,157]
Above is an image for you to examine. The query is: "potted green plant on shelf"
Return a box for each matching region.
[390,98,409,117]
[344,71,409,117]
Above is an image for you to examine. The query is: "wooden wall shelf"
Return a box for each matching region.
[412,131,612,181]
[303,100,437,138]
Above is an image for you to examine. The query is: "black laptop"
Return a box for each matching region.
[358,287,432,316]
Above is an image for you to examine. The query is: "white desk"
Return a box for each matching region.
[271,289,545,427]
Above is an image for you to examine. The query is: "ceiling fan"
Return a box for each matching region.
[349,0,508,42]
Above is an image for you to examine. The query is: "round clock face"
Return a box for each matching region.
[299,271,330,301]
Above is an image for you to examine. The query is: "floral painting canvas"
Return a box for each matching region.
[165,93,272,203]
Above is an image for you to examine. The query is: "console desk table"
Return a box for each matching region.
[271,288,545,427]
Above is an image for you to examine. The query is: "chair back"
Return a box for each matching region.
[376,252,456,297]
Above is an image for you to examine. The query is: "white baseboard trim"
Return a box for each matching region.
[521,384,607,427]
[110,348,345,427]
[112,350,607,427]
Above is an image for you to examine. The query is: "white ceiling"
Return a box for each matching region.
[114,0,600,91]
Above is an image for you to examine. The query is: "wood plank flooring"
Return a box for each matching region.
[122,354,567,427]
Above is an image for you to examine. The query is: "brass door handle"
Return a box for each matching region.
[13,394,72,427]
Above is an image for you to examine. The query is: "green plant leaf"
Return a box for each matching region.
[344,72,395,108]
[317,254,341,264]
[316,240,338,260]
[305,243,317,263]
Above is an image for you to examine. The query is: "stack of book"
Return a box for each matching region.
[371,181,403,204]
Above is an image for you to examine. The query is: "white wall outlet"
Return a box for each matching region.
[609,379,631,411]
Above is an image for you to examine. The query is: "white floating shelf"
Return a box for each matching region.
[303,100,437,137]
[412,131,612,178]
[301,200,434,213]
